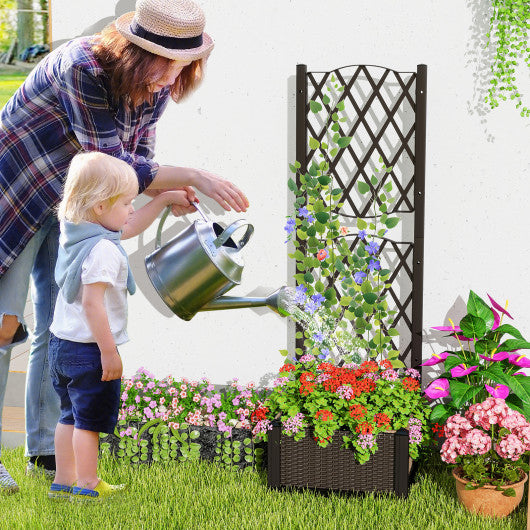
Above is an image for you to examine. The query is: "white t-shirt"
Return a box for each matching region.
[51,238,129,345]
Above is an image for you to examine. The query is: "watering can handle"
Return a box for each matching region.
[155,206,172,250]
[214,220,254,250]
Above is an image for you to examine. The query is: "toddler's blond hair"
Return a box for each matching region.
[58,152,139,223]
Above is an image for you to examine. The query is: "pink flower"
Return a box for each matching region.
[514,426,530,450]
[445,414,473,437]
[441,436,469,464]
[420,351,450,366]
[464,428,492,455]
[450,364,478,378]
[424,378,450,399]
[478,351,510,362]
[495,434,525,461]
[317,248,329,261]
[509,354,530,368]
[485,383,509,399]
[501,410,528,431]
[340,226,348,236]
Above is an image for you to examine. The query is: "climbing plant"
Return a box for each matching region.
[486,0,530,117]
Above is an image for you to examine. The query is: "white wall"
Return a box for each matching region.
[52,0,530,385]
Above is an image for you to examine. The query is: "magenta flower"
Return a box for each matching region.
[509,354,530,368]
[424,378,450,399]
[432,325,462,334]
[485,383,510,399]
[420,351,450,366]
[450,364,478,378]
[491,307,500,330]
[479,351,510,362]
[487,293,513,320]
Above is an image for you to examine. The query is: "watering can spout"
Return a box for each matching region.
[200,286,291,316]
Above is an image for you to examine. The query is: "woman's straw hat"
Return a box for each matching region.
[115,0,214,61]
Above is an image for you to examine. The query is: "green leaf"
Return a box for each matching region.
[363,293,377,304]
[494,324,524,340]
[336,100,345,111]
[303,272,314,283]
[356,218,368,230]
[287,178,297,192]
[309,100,322,113]
[315,212,329,223]
[391,359,405,369]
[460,314,487,339]
[385,217,400,229]
[430,404,453,424]
[337,136,352,148]
[358,182,370,194]
[322,95,330,105]
[318,175,331,185]
[449,380,482,409]
[474,339,500,354]
[467,290,494,331]
[309,137,320,150]
[444,355,464,371]
[499,339,530,351]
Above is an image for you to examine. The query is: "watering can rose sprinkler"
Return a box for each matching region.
[145,201,292,321]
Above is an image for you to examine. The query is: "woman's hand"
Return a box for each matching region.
[192,169,249,213]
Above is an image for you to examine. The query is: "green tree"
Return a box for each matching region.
[0,0,16,52]
[17,0,34,54]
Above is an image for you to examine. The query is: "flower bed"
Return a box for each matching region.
[99,368,268,469]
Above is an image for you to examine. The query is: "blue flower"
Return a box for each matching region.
[306,215,315,224]
[358,230,367,240]
[354,271,367,285]
[365,241,380,256]
[368,259,381,271]
[313,332,324,343]
[298,207,310,218]
[304,299,319,314]
[284,217,296,233]
[311,293,325,305]
[318,348,330,360]
[294,285,307,304]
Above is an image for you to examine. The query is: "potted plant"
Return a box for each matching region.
[425,290,530,424]
[441,397,529,518]
[252,354,431,496]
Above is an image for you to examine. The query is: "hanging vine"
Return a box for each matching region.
[486,0,530,117]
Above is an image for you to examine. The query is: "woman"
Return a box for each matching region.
[0,0,248,493]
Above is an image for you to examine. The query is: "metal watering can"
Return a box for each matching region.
[145,202,289,321]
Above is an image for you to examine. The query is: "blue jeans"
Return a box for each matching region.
[0,214,60,458]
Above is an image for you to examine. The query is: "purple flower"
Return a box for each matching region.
[420,351,450,366]
[509,354,530,368]
[306,215,315,224]
[298,206,310,218]
[312,293,325,304]
[313,332,324,343]
[485,383,510,399]
[381,369,399,382]
[450,364,478,378]
[368,259,381,271]
[294,285,307,304]
[405,368,420,379]
[304,299,319,314]
[479,351,510,362]
[318,348,330,360]
[354,271,367,285]
[424,378,450,399]
[284,218,296,235]
[358,230,367,240]
[365,241,380,255]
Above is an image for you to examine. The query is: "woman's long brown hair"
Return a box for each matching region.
[92,25,204,109]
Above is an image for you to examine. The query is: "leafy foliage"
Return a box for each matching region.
[486,0,530,117]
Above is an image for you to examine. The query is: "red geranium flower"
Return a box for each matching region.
[279,363,296,373]
[315,409,333,421]
[402,377,420,392]
[251,406,269,422]
[360,360,379,373]
[349,404,367,419]
[378,359,392,370]
[374,413,391,428]
[356,421,373,434]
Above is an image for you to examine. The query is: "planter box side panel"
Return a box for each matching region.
[277,428,399,493]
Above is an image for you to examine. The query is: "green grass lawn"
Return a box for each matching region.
[0,73,27,108]
[0,446,526,529]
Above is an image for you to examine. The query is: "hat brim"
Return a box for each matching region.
[115,11,214,61]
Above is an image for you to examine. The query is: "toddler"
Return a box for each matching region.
[48,151,191,501]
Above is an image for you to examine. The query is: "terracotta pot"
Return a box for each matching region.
[453,468,527,518]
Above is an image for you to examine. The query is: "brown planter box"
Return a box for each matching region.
[267,424,410,497]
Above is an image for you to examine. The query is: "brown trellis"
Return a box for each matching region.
[295,64,426,368]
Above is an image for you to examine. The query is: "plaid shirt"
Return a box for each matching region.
[0,37,170,278]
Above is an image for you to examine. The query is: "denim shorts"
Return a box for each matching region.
[48,334,121,434]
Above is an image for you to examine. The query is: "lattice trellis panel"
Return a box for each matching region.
[295,64,426,368]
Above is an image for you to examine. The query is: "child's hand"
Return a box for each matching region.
[161,187,197,216]
[101,350,123,381]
